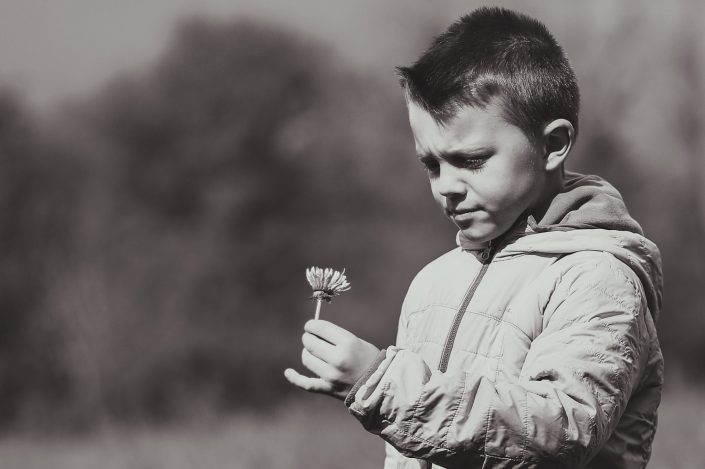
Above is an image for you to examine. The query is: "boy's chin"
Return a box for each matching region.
[457,227,496,245]
[456,215,519,245]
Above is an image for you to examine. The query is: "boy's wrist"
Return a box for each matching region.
[344,348,388,407]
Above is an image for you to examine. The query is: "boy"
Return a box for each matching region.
[285,7,663,468]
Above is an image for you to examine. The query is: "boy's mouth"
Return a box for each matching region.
[446,207,481,216]
[446,207,482,225]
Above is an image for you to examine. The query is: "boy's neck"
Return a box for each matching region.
[528,172,565,224]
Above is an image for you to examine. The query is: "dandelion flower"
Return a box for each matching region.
[305,266,350,319]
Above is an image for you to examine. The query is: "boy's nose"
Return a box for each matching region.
[436,166,467,198]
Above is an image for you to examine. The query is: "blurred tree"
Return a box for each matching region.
[52,17,435,423]
[0,92,79,429]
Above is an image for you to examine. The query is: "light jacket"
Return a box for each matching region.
[344,172,663,468]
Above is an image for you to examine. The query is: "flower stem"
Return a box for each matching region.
[314,299,322,320]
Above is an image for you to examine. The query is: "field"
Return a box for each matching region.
[1,383,703,469]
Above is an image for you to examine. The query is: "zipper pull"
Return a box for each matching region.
[480,240,492,262]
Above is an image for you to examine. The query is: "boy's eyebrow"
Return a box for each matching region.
[417,147,494,160]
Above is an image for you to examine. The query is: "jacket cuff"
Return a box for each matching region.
[344,349,388,408]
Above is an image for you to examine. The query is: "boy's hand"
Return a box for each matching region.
[284,319,381,401]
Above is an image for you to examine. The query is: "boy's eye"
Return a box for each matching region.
[419,158,440,175]
[461,157,486,170]
[448,151,492,171]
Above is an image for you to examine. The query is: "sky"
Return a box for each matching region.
[0,0,454,111]
[0,0,695,115]
[0,0,611,112]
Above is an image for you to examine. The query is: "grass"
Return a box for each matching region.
[0,384,702,468]
[0,396,382,469]
[650,381,705,468]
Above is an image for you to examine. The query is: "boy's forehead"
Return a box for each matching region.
[407,100,509,156]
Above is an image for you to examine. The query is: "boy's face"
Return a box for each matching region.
[408,99,547,244]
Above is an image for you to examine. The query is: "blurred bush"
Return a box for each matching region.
[0,92,79,427]
[0,17,444,430]
[0,2,703,432]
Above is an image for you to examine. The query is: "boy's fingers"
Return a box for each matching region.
[284,368,334,394]
[302,332,337,362]
[304,319,354,345]
[301,348,337,381]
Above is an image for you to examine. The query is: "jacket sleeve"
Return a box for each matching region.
[345,254,653,468]
[382,299,414,468]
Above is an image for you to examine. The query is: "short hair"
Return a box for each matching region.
[397,7,580,142]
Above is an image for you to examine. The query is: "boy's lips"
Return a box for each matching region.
[446,207,482,215]
[446,207,482,224]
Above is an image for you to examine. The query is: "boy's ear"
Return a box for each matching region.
[542,119,575,171]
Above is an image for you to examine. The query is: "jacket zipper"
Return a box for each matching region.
[437,241,496,373]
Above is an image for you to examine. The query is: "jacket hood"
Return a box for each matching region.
[529,171,644,234]
[457,172,663,321]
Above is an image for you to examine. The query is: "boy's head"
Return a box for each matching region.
[398,7,579,143]
[398,7,580,244]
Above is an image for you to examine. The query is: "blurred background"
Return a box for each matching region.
[0,0,703,467]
